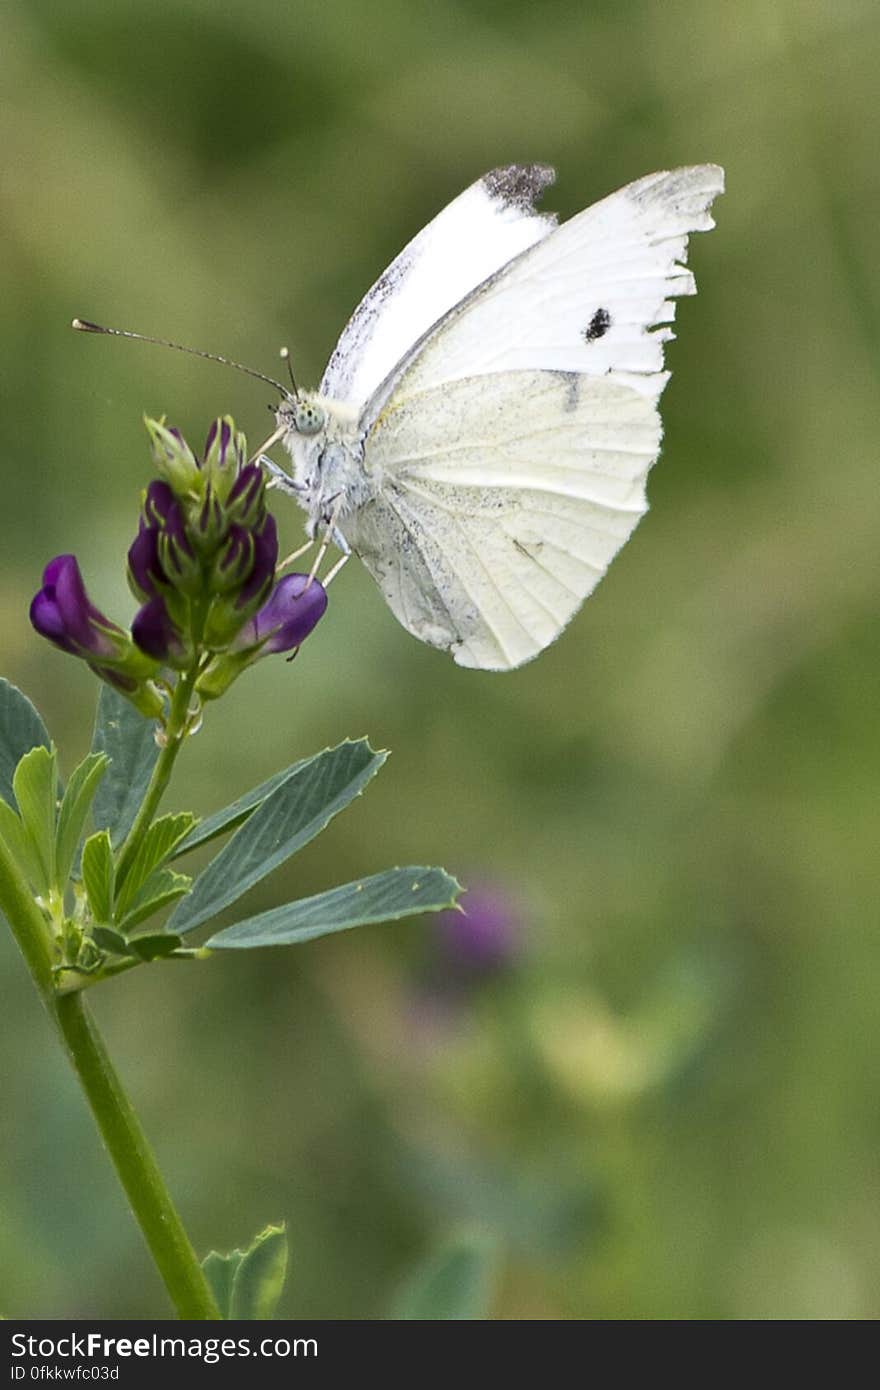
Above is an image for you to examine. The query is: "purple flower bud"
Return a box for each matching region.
[142,480,176,530]
[234,572,327,654]
[203,415,246,483]
[158,500,202,594]
[127,527,165,600]
[145,418,200,493]
[435,885,521,974]
[191,484,225,551]
[211,525,254,593]
[226,464,266,528]
[234,513,278,610]
[30,555,126,661]
[131,597,189,667]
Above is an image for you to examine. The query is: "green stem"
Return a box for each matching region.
[115,669,196,884]
[0,831,54,1000]
[53,991,220,1320]
[1,676,220,1319]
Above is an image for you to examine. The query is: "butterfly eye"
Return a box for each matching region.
[294,402,326,435]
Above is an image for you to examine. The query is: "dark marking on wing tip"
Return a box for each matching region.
[482,163,556,211]
[584,307,611,342]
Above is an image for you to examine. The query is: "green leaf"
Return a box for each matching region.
[390,1234,496,1320]
[92,925,132,956]
[0,797,45,889]
[81,830,115,924]
[55,752,109,890]
[202,1225,288,1321]
[117,867,191,932]
[172,762,308,859]
[231,1225,288,1320]
[90,686,160,847]
[128,932,184,961]
[201,1250,243,1320]
[206,866,461,950]
[12,746,58,892]
[0,679,52,810]
[169,740,386,936]
[116,812,197,916]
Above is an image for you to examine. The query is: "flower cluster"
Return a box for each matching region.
[30,417,327,717]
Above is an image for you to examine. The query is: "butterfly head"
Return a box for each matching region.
[275,392,330,439]
[275,391,358,447]
[274,391,366,533]
[289,399,326,435]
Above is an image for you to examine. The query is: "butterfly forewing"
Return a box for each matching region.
[320,165,558,410]
[363,165,724,422]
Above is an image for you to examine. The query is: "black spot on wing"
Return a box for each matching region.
[482,164,556,211]
[584,307,611,342]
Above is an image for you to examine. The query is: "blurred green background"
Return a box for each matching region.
[2,0,879,1320]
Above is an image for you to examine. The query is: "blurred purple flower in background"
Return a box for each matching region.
[435,883,523,976]
[405,880,524,1047]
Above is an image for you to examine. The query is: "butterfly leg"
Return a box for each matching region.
[276,538,316,574]
[247,424,286,466]
[306,495,347,587]
[260,456,305,495]
[322,552,350,587]
[330,524,351,556]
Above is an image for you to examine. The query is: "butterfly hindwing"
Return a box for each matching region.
[348,370,661,669]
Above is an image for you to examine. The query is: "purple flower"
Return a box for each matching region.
[211,525,255,592]
[157,499,201,593]
[196,570,328,699]
[127,527,164,600]
[234,573,328,654]
[192,484,225,550]
[30,555,164,716]
[30,556,127,660]
[226,464,265,528]
[203,415,246,478]
[131,597,189,666]
[141,480,176,530]
[435,885,522,974]
[234,513,278,610]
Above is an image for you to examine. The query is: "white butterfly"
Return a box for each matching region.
[271,163,724,671]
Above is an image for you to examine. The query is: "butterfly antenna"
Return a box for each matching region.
[71,318,291,396]
[279,346,299,396]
